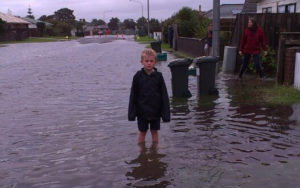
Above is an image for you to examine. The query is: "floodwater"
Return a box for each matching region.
[0,36,300,188]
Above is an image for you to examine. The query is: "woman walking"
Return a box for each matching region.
[239,17,268,79]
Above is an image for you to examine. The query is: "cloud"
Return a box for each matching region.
[0,0,245,21]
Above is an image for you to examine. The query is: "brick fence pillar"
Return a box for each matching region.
[284,47,300,86]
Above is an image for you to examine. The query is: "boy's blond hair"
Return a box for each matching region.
[141,49,157,61]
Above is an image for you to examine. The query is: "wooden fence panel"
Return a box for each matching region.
[231,13,300,49]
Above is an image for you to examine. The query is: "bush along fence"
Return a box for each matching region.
[231,13,300,79]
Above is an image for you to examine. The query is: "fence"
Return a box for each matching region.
[295,53,300,89]
[177,37,206,57]
[231,13,300,49]
[28,28,41,37]
[231,13,300,74]
[277,33,300,84]
[0,28,29,41]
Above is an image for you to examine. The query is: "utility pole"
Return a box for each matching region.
[212,0,220,57]
[147,0,150,37]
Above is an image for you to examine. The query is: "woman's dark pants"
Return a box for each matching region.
[239,54,264,78]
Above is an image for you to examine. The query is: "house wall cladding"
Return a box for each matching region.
[257,0,300,13]
[0,23,29,41]
[284,47,300,85]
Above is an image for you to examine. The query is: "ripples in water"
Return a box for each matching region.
[0,40,299,187]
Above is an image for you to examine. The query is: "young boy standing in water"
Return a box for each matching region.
[128,49,170,143]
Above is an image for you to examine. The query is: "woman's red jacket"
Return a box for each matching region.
[240,26,268,55]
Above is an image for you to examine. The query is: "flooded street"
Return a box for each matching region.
[0,37,300,187]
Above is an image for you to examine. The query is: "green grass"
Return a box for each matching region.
[161,42,194,59]
[0,36,80,44]
[173,51,193,59]
[230,80,300,105]
[135,36,156,44]
[262,85,300,105]
[161,42,173,52]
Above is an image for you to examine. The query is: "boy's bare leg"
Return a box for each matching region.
[138,131,147,143]
[138,141,146,152]
[150,130,159,143]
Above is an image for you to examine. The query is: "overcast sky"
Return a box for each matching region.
[0,0,245,22]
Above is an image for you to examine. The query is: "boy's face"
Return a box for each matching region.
[141,55,156,72]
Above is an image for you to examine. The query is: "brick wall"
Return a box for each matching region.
[284,47,300,85]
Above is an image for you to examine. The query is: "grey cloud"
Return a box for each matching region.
[0,0,245,21]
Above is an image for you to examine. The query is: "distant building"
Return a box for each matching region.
[20,17,52,37]
[84,25,109,36]
[242,0,258,13]
[256,0,299,13]
[243,0,299,13]
[198,5,206,16]
[204,4,243,31]
[0,11,30,41]
[153,32,162,41]
[21,17,52,28]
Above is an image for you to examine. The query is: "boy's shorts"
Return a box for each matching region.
[137,118,160,132]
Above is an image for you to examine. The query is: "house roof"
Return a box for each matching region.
[204,4,243,19]
[242,0,258,13]
[85,25,108,31]
[21,17,53,26]
[0,12,29,24]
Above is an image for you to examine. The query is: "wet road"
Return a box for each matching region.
[0,36,300,187]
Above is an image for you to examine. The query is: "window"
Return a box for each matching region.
[277,3,296,13]
[262,7,272,13]
[232,9,242,15]
[287,4,296,13]
[278,5,285,13]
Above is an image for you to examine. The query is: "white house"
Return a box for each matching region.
[256,0,300,13]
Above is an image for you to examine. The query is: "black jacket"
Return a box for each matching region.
[128,68,170,122]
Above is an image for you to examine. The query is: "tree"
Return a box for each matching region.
[75,19,86,36]
[176,7,199,37]
[44,8,77,36]
[38,15,47,21]
[119,22,125,30]
[26,7,35,19]
[0,18,5,33]
[137,17,147,29]
[162,7,210,39]
[39,15,56,24]
[54,8,76,25]
[37,22,46,36]
[195,12,211,38]
[53,22,72,36]
[124,19,136,30]
[137,17,147,36]
[91,19,106,26]
[149,18,161,33]
[97,19,105,25]
[108,17,120,30]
